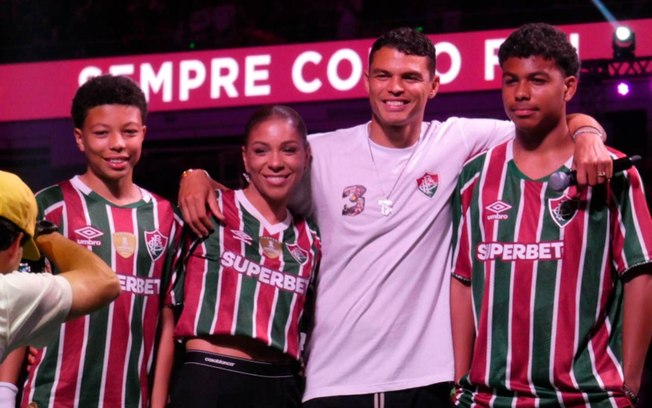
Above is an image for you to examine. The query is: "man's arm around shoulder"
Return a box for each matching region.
[35,232,120,320]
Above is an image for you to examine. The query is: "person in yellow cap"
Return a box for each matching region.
[0,170,120,362]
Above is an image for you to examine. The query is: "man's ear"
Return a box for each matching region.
[8,232,24,263]
[363,71,370,94]
[563,76,578,101]
[429,75,441,99]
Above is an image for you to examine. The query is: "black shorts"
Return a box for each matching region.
[302,382,454,408]
[170,350,303,408]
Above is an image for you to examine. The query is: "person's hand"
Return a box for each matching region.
[178,169,224,237]
[572,132,613,187]
[26,347,38,367]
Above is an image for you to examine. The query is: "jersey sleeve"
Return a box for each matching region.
[451,161,483,283]
[35,184,65,225]
[162,208,187,307]
[169,189,224,307]
[610,165,652,276]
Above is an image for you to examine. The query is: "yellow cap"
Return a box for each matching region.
[0,171,40,260]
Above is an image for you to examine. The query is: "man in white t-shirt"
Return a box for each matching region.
[0,170,121,404]
[177,27,611,407]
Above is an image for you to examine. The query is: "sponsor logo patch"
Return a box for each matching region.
[260,236,282,259]
[286,243,308,264]
[416,173,439,198]
[548,195,579,228]
[144,230,168,261]
[74,226,104,246]
[221,250,309,294]
[113,232,137,258]
[231,229,253,245]
[476,241,564,261]
[117,274,161,295]
[485,200,512,221]
[342,185,366,216]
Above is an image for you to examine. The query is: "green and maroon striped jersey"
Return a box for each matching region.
[174,189,321,359]
[452,141,652,407]
[21,176,183,408]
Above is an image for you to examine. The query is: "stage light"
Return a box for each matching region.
[616,81,630,96]
[615,26,632,42]
[613,25,635,60]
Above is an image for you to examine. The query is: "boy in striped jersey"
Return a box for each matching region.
[1,74,183,407]
[451,23,652,407]
[0,170,120,362]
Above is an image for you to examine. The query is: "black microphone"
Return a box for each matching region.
[548,155,642,191]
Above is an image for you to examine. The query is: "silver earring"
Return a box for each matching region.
[243,172,251,183]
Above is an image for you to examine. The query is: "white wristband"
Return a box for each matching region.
[571,126,603,142]
[0,382,18,407]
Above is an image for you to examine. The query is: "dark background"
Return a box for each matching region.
[2,0,650,64]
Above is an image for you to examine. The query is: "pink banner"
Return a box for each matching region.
[1,19,650,122]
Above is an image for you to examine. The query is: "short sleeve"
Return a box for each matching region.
[454,117,514,160]
[0,273,72,356]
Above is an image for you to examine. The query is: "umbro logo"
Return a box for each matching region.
[231,230,253,245]
[74,226,104,246]
[75,226,104,239]
[485,200,512,221]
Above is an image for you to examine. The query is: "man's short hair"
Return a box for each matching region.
[369,27,437,77]
[498,22,580,78]
[0,171,39,260]
[71,74,148,129]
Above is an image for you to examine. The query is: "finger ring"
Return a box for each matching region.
[597,172,606,177]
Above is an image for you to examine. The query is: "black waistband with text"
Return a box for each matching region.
[184,350,299,378]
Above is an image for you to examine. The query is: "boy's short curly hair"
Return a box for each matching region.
[369,27,437,77]
[71,74,147,128]
[498,23,580,78]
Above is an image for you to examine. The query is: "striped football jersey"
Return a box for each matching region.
[174,189,321,359]
[21,176,182,408]
[452,141,652,407]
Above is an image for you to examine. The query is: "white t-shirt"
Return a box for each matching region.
[0,272,72,361]
[302,117,514,401]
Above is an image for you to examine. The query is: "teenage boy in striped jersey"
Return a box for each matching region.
[450,23,652,407]
[0,74,183,407]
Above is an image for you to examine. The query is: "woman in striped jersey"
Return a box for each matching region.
[166,105,321,407]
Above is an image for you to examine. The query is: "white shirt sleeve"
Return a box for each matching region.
[0,273,72,360]
[453,117,515,160]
